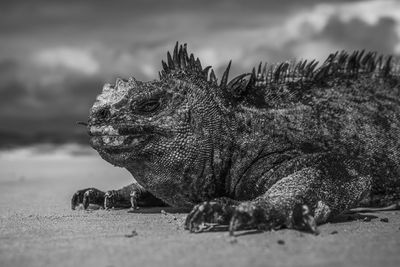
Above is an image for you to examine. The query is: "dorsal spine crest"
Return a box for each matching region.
[159,43,398,102]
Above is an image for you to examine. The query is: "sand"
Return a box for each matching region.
[0,151,400,267]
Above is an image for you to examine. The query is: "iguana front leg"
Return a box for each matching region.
[71,182,166,210]
[185,153,371,234]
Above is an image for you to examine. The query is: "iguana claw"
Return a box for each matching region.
[71,188,105,210]
[292,204,319,235]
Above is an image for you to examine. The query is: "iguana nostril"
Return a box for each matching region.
[98,107,111,119]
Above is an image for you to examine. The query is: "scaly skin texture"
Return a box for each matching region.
[72,43,400,234]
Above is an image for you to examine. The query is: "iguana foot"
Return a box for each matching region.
[71,188,105,210]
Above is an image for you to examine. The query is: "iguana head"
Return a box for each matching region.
[87,43,238,206]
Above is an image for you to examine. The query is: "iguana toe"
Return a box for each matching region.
[185,201,229,232]
[71,191,81,210]
[292,204,319,235]
[104,190,117,210]
[229,202,269,235]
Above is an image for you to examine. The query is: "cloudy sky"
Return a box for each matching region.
[1,0,400,148]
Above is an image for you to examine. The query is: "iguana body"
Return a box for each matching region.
[72,43,400,233]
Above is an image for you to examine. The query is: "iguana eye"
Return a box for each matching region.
[137,99,161,113]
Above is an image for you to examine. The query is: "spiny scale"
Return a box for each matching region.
[160,42,216,83]
[220,61,231,88]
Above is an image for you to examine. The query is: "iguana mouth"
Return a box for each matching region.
[88,124,160,136]
[88,125,151,152]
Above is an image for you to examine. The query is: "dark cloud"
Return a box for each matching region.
[0,59,18,73]
[249,14,400,67]
[0,80,26,105]
[0,59,19,82]
[0,63,103,147]
[0,59,27,113]
[0,75,103,118]
[0,0,362,43]
[317,16,399,54]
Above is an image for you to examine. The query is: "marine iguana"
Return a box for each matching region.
[72,42,400,234]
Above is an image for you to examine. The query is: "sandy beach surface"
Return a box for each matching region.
[1,148,400,267]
